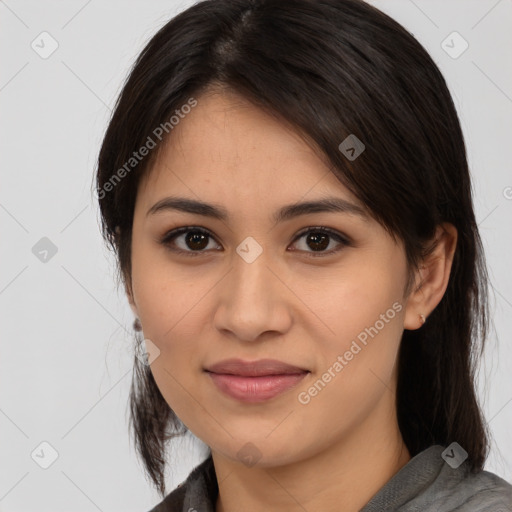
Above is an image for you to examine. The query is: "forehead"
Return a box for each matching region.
[136,90,362,217]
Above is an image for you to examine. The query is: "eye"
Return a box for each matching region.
[289,227,350,257]
[160,227,221,256]
[160,225,350,258]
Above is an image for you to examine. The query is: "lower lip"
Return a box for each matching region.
[206,371,308,403]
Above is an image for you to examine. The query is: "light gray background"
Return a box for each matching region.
[1,1,511,510]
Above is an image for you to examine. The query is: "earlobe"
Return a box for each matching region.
[403,223,457,330]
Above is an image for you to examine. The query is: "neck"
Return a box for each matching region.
[212,394,411,512]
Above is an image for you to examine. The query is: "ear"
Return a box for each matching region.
[403,223,457,330]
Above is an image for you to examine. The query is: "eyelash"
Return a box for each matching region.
[159,226,351,258]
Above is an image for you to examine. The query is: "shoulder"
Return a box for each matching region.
[419,447,512,512]
[147,456,217,512]
[362,445,512,512]
[439,467,512,511]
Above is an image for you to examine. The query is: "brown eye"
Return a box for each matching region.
[160,227,221,255]
[290,227,349,256]
[160,226,349,258]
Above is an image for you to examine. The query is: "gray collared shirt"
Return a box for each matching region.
[149,445,512,511]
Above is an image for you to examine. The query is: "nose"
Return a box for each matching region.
[213,250,293,342]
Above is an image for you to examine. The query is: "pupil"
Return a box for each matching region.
[307,232,329,251]
[186,231,208,250]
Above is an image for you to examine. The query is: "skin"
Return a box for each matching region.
[127,88,457,512]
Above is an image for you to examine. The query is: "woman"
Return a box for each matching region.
[95,0,512,510]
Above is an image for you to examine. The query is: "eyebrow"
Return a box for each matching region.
[146,196,369,223]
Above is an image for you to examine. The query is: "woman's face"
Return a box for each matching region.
[129,89,412,467]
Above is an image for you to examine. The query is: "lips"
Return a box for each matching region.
[204,358,309,403]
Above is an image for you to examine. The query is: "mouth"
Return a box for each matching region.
[204,358,310,403]
[204,358,309,376]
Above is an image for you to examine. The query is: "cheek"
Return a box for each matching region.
[129,240,223,376]
[131,238,207,339]
[299,255,406,350]
[295,292,404,440]
[294,254,406,412]
[131,260,212,430]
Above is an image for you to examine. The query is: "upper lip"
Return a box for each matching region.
[205,358,309,377]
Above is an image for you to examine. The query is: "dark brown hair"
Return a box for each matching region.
[95,0,489,497]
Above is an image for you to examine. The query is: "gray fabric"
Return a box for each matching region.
[149,445,512,511]
[360,445,512,512]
